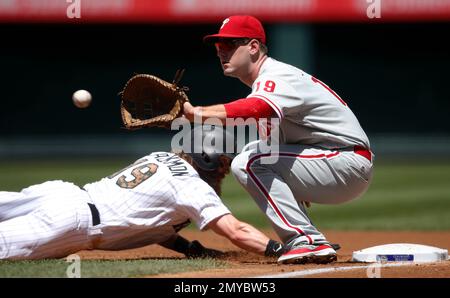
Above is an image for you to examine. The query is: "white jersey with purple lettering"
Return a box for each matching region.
[84,152,231,250]
[249,57,369,149]
[0,152,230,259]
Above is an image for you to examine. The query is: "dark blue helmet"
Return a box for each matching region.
[187,125,237,172]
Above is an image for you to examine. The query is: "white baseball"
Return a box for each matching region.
[72,90,92,108]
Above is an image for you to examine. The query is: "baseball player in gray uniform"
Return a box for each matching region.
[0,127,285,260]
[183,15,373,264]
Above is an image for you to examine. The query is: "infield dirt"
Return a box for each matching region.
[76,230,450,278]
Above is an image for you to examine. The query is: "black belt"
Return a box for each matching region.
[87,203,101,226]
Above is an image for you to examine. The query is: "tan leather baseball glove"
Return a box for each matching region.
[119,69,189,129]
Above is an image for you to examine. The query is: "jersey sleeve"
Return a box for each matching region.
[223,97,276,120]
[176,179,231,230]
[249,75,303,119]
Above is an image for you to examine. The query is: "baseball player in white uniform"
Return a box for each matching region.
[183,15,373,264]
[0,127,285,260]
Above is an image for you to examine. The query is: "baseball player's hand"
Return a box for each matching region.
[184,240,225,259]
[182,101,196,122]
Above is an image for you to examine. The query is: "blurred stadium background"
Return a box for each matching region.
[1,0,449,230]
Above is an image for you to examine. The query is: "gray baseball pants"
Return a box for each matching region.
[231,141,373,250]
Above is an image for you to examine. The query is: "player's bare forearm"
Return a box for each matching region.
[208,214,270,255]
[183,102,227,124]
[230,222,271,254]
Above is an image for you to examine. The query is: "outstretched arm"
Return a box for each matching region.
[183,101,227,124]
[182,98,276,124]
[207,214,284,257]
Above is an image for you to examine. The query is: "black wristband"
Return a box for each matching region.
[172,236,191,254]
[265,240,285,257]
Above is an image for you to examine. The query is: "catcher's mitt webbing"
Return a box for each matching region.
[120,71,189,129]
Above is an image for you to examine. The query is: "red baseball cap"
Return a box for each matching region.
[203,15,266,44]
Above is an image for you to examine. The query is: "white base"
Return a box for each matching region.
[352,243,448,263]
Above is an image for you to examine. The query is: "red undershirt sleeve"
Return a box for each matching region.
[223,97,277,120]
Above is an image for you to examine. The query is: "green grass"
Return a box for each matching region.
[1,158,450,277]
[0,159,124,190]
[221,159,450,231]
[310,161,450,230]
[1,158,450,230]
[0,258,226,278]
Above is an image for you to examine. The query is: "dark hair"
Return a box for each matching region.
[259,42,268,54]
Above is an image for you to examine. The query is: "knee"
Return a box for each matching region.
[231,153,248,183]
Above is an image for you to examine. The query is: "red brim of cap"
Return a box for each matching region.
[203,33,248,43]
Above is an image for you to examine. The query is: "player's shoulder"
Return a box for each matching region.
[261,57,306,77]
[145,151,197,176]
[149,151,187,165]
[177,175,222,203]
[256,57,308,89]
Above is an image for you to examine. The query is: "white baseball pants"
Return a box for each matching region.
[0,181,98,260]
